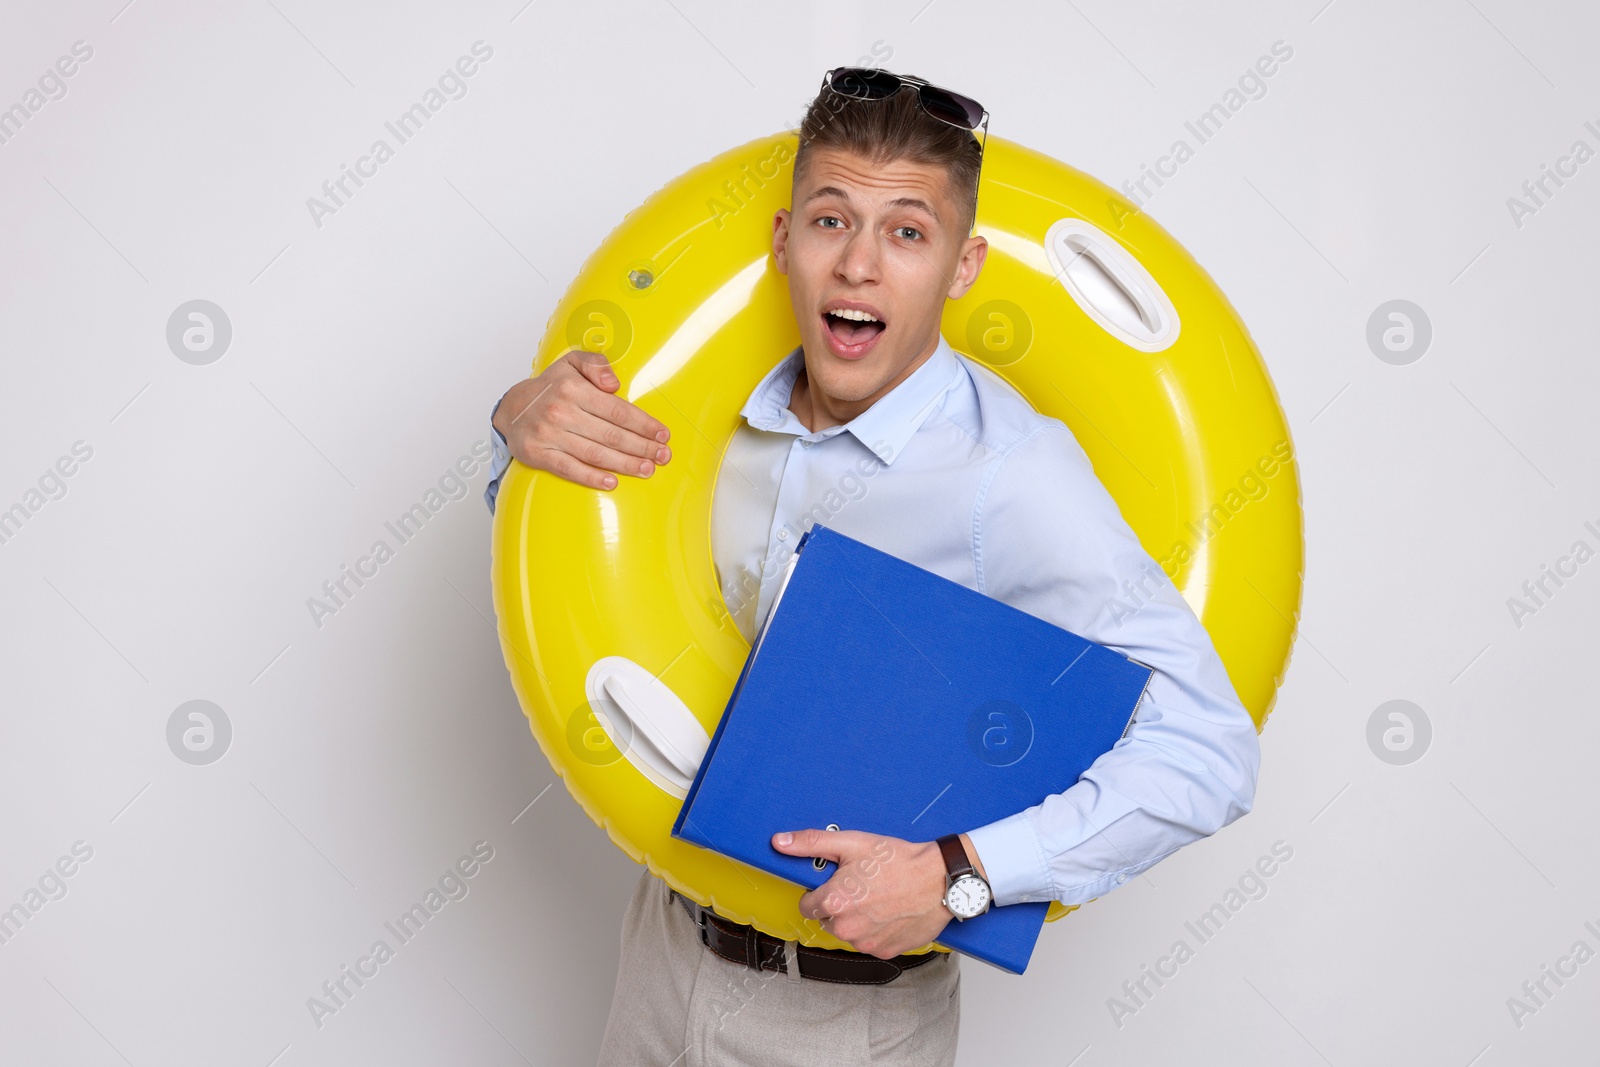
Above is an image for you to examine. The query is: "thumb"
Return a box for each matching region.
[566,349,619,392]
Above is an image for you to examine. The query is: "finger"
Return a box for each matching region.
[582,385,672,448]
[548,425,661,479]
[565,404,671,466]
[798,879,850,921]
[563,349,620,392]
[527,448,620,491]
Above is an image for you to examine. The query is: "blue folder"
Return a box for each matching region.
[671,524,1154,974]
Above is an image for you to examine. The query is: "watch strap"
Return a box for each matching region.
[936,833,975,882]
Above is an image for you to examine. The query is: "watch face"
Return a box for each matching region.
[946,874,992,919]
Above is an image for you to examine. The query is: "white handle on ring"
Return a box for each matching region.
[586,656,711,798]
[1044,218,1180,352]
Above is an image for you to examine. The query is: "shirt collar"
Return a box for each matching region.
[738,335,965,465]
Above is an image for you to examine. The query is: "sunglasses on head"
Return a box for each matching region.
[822,67,988,135]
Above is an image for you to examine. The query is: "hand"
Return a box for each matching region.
[492,350,671,490]
[771,829,964,959]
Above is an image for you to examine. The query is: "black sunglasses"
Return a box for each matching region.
[819,68,990,230]
[822,67,988,134]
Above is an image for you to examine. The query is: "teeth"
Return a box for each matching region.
[827,308,880,322]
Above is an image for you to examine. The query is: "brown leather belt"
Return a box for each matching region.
[671,890,942,985]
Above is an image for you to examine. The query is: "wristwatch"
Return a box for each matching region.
[937,834,993,921]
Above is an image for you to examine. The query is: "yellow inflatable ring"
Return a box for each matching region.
[491,131,1303,951]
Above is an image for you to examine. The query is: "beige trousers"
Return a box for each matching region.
[596,868,961,1066]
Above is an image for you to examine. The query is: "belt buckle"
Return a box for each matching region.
[674,890,712,946]
[689,898,711,948]
[678,890,782,975]
[743,923,765,974]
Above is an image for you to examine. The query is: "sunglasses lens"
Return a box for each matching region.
[920,86,984,130]
[830,66,901,100]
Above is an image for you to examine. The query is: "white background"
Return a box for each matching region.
[2,0,1597,1064]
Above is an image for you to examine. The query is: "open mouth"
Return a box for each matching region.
[821,306,887,357]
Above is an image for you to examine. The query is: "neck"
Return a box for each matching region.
[789,331,941,433]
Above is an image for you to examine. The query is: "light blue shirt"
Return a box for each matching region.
[485,336,1259,908]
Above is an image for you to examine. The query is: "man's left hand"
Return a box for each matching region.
[770,828,982,959]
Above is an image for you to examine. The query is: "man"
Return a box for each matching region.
[484,68,1259,1066]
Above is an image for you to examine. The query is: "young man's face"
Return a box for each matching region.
[773,146,987,415]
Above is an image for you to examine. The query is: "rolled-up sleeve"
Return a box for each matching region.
[963,422,1260,908]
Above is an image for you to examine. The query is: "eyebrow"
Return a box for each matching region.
[803,185,941,224]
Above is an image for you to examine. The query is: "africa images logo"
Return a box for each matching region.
[305,42,494,229]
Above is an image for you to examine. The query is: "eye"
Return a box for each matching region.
[816,216,844,229]
[895,226,922,241]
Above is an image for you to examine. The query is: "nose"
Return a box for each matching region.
[835,227,882,286]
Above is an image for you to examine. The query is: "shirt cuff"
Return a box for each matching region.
[484,397,511,516]
[965,811,1053,908]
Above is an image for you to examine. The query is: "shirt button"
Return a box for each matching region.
[777,529,788,541]
[800,439,814,448]
[1115,873,1127,885]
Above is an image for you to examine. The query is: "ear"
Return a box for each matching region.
[773,208,792,275]
[946,234,988,300]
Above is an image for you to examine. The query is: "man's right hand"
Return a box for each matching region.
[492,350,671,490]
